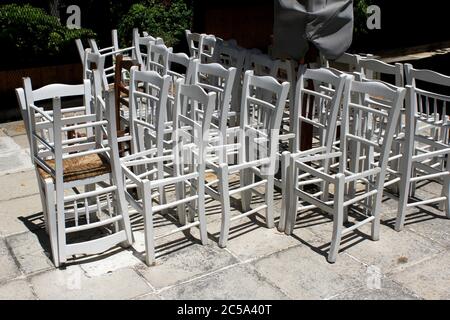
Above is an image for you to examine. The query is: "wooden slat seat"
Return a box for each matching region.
[38,154,111,182]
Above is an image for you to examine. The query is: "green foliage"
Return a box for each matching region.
[118,0,192,48]
[354,0,373,36]
[0,4,95,65]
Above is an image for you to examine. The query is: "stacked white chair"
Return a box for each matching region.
[277,67,349,232]
[22,76,133,267]
[285,78,406,262]
[205,70,290,247]
[122,68,214,265]
[188,59,237,164]
[396,64,450,231]
[133,28,164,71]
[357,58,405,195]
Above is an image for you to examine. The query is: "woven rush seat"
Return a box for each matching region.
[38,153,111,182]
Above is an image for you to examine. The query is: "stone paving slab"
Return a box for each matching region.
[252,245,367,300]
[344,223,445,274]
[0,136,33,175]
[0,238,20,284]
[390,252,450,300]
[135,242,238,289]
[0,122,27,137]
[30,266,153,300]
[0,169,39,202]
[5,231,53,275]
[0,194,43,237]
[134,292,162,300]
[331,278,421,300]
[159,264,289,300]
[0,279,36,300]
[78,247,145,278]
[206,215,302,262]
[12,134,30,150]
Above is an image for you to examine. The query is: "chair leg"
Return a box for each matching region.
[157,161,167,208]
[44,180,59,268]
[142,182,155,266]
[265,173,275,229]
[371,183,386,241]
[240,168,253,212]
[55,183,67,266]
[441,164,450,219]
[188,177,196,223]
[115,186,134,247]
[396,156,413,232]
[285,160,298,235]
[36,171,49,234]
[328,174,345,263]
[175,181,187,225]
[278,152,289,232]
[218,164,231,248]
[197,169,209,245]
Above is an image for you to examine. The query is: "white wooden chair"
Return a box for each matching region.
[395,64,450,231]
[86,30,134,88]
[244,53,280,78]
[285,79,405,263]
[212,40,247,124]
[187,59,237,164]
[133,28,164,71]
[273,59,298,152]
[322,52,362,73]
[146,43,171,76]
[167,51,191,84]
[122,73,215,265]
[205,71,290,247]
[357,58,405,194]
[83,49,108,99]
[277,67,349,232]
[200,34,218,64]
[185,30,203,59]
[23,78,133,267]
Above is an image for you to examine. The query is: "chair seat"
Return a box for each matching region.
[38,154,111,182]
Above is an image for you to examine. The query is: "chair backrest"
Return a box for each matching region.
[189,59,237,137]
[167,51,191,83]
[359,58,404,87]
[212,40,246,70]
[146,43,171,76]
[200,34,217,63]
[293,67,350,154]
[239,71,290,173]
[404,64,450,141]
[340,79,406,177]
[128,67,171,155]
[185,30,203,59]
[173,80,217,168]
[75,39,87,64]
[114,54,140,128]
[87,30,128,87]
[211,41,246,112]
[325,53,361,73]
[23,78,111,183]
[245,53,280,77]
[133,28,164,70]
[83,49,107,99]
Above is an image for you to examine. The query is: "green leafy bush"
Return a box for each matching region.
[354,0,373,36]
[118,0,192,48]
[0,4,95,68]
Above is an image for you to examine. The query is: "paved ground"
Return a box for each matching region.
[0,120,449,300]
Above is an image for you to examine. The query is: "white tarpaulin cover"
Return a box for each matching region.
[273,0,354,60]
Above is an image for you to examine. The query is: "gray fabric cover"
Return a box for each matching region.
[273,0,354,60]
